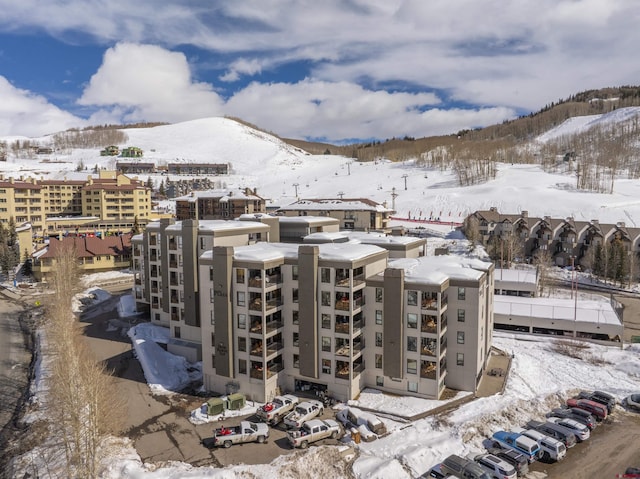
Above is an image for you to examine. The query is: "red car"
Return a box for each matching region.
[567,398,608,421]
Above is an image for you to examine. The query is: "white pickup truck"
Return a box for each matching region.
[212,421,269,448]
[283,400,324,429]
[287,419,342,448]
[256,394,300,425]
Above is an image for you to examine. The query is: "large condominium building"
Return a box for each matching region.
[0,171,152,237]
[132,217,494,403]
[175,188,266,221]
[277,198,394,232]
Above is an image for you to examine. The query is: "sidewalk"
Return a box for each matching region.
[476,348,512,398]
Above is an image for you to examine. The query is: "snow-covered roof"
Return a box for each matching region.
[174,188,263,201]
[494,268,537,285]
[278,216,339,226]
[278,198,392,212]
[164,219,267,233]
[494,295,620,326]
[388,255,492,285]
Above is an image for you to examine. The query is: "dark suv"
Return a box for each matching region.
[486,447,529,477]
[577,390,615,414]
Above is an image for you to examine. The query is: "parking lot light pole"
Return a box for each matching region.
[571,256,577,338]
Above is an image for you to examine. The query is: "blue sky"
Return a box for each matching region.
[0,0,638,142]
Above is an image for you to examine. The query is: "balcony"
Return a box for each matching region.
[250,318,263,334]
[168,239,177,250]
[169,260,178,268]
[421,316,437,334]
[250,366,264,380]
[265,319,283,334]
[421,360,437,380]
[335,296,350,311]
[335,361,350,380]
[170,296,178,304]
[353,360,364,377]
[421,292,438,311]
[265,341,283,356]
[352,337,364,353]
[171,313,179,321]
[335,339,350,357]
[266,361,284,379]
[335,317,349,334]
[250,341,263,357]
[421,338,437,357]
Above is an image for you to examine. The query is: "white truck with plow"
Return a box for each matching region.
[287,419,342,448]
[211,421,269,448]
[256,394,300,425]
[284,400,324,429]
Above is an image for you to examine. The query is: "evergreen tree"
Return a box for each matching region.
[158,179,166,198]
[22,248,32,276]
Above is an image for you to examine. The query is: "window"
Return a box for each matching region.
[407,359,417,374]
[407,336,417,352]
[375,310,383,325]
[457,331,465,344]
[211,332,215,346]
[293,332,299,347]
[376,376,384,386]
[292,310,299,325]
[292,265,299,280]
[292,288,299,303]
[237,313,246,329]
[321,268,330,283]
[407,382,418,393]
[293,354,300,368]
[321,314,331,329]
[236,268,245,284]
[375,332,383,347]
[457,309,465,322]
[212,354,216,368]
[238,359,247,374]
[322,337,331,352]
[238,337,247,352]
[375,354,383,369]
[407,290,418,306]
[457,353,464,366]
[322,359,331,374]
[321,291,331,306]
[237,291,246,306]
[407,313,418,329]
[375,288,383,303]
[458,287,466,300]
[174,326,181,339]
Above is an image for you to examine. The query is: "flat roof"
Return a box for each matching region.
[164,219,268,233]
[388,255,492,285]
[495,268,537,285]
[278,216,339,226]
[494,295,620,326]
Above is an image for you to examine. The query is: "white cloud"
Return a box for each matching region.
[0,77,83,136]
[78,43,225,123]
[220,58,264,83]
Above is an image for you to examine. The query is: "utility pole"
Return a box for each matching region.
[337,191,345,199]
[347,161,352,176]
[402,174,408,190]
[293,183,299,197]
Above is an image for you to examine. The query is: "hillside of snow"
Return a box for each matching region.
[2,112,640,227]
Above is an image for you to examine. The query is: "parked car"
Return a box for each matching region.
[526,420,577,449]
[566,398,608,421]
[422,463,456,479]
[491,431,540,463]
[577,390,616,413]
[210,421,269,448]
[287,419,342,448]
[485,447,529,477]
[546,417,590,441]
[283,400,324,429]
[256,394,300,425]
[512,427,566,463]
[623,393,640,412]
[547,408,596,430]
[441,454,492,479]
[473,453,517,479]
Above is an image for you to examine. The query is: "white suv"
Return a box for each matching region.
[473,453,517,479]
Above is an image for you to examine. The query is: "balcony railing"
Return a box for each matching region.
[250,368,264,380]
[353,361,364,376]
[422,317,437,334]
[169,260,178,268]
[335,363,350,379]
[168,240,177,250]
[353,274,365,287]
[171,313,179,321]
[335,299,350,311]
[265,320,283,334]
[335,322,349,334]
[250,343,263,356]
[266,363,284,378]
[170,296,178,304]
[335,343,350,357]
[266,342,283,356]
[421,362,437,380]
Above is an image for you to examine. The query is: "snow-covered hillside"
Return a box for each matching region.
[2,109,640,227]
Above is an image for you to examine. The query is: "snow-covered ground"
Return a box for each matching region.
[2,109,640,227]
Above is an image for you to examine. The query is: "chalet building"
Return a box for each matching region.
[175,188,266,221]
[32,233,132,281]
[468,207,640,268]
[0,172,151,239]
[120,147,144,158]
[167,163,229,176]
[132,217,494,403]
[277,198,393,232]
[100,146,120,156]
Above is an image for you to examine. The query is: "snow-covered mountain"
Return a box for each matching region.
[2,109,640,226]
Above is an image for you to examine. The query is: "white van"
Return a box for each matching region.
[513,427,567,462]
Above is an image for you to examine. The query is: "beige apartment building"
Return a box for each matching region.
[132,216,494,403]
[277,198,394,232]
[175,188,266,221]
[0,171,151,238]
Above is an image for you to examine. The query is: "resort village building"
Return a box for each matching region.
[132,216,494,403]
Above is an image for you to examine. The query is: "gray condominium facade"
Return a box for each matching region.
[132,217,494,403]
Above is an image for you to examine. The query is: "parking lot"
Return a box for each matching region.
[526,409,640,478]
